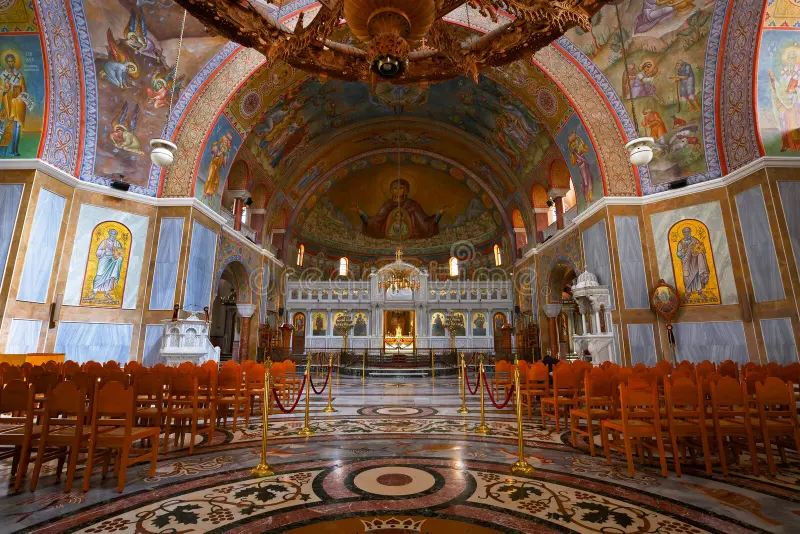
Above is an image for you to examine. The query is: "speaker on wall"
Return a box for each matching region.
[278,307,284,317]
[514,305,521,314]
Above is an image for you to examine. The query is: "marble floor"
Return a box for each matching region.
[1,376,799,533]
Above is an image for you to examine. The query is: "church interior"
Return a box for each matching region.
[0,0,798,532]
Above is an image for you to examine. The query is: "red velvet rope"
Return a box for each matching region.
[463,364,480,395]
[482,370,515,409]
[310,364,331,395]
[271,375,307,413]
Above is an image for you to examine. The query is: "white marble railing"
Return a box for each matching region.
[220,207,235,227]
[564,205,578,226]
[241,222,257,242]
[541,221,558,241]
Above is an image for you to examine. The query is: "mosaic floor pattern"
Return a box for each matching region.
[1,376,798,533]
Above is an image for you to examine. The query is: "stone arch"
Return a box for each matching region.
[250,183,268,209]
[549,159,571,190]
[227,159,250,191]
[214,258,254,305]
[544,256,581,304]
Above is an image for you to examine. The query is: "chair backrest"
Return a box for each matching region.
[178,361,195,373]
[32,371,62,395]
[517,360,529,377]
[222,360,240,371]
[755,377,794,409]
[528,361,549,382]
[655,360,672,375]
[710,376,749,420]
[270,361,286,378]
[246,363,266,387]
[134,372,164,399]
[552,365,576,393]
[218,367,241,391]
[170,373,197,398]
[2,365,23,385]
[91,381,133,429]
[695,360,715,377]
[633,363,647,373]
[718,360,739,379]
[0,379,33,414]
[62,360,80,378]
[665,377,702,413]
[45,380,86,418]
[585,372,614,400]
[627,377,652,390]
[619,383,659,422]
[743,372,766,396]
[764,362,780,377]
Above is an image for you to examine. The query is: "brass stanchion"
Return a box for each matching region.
[458,353,469,414]
[430,349,435,381]
[298,354,314,436]
[510,355,534,475]
[252,358,274,477]
[474,354,491,434]
[322,354,336,413]
[361,349,366,382]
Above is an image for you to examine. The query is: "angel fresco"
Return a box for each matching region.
[125,9,162,60]
[101,29,139,89]
[147,68,184,109]
[110,102,143,154]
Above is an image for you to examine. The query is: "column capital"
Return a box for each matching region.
[236,303,257,318]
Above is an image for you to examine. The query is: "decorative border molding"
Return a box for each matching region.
[0,158,283,266]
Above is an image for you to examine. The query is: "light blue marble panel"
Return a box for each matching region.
[63,204,150,309]
[17,189,66,302]
[582,219,615,309]
[760,318,798,365]
[0,184,23,287]
[149,218,185,310]
[650,201,737,304]
[260,263,270,324]
[6,319,41,353]
[672,321,748,364]
[734,186,784,302]
[627,323,658,366]
[184,221,218,312]
[777,182,800,281]
[614,216,649,309]
[54,322,133,364]
[143,324,164,366]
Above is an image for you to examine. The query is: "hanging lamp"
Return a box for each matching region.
[150,9,187,168]
[615,4,654,167]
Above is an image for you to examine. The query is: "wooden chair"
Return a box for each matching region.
[133,373,165,431]
[0,380,40,491]
[215,366,249,432]
[663,377,712,476]
[163,372,216,454]
[710,377,760,476]
[570,371,616,456]
[601,383,668,477]
[30,381,89,492]
[2,365,24,386]
[245,363,266,417]
[82,381,159,492]
[521,362,549,419]
[493,360,513,399]
[101,370,130,387]
[718,360,739,379]
[753,377,800,476]
[62,360,81,378]
[695,360,716,381]
[541,365,577,431]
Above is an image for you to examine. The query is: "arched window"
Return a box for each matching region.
[449,257,459,277]
[493,244,502,267]
[297,244,305,266]
[241,205,248,224]
[339,257,349,277]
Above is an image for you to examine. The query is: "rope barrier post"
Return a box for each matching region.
[458,351,463,383]
[362,349,366,382]
[474,354,491,435]
[252,357,274,477]
[430,349,435,382]
[510,355,534,475]
[298,354,314,437]
[458,352,469,414]
[322,354,336,413]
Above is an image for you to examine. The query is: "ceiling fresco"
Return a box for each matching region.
[291,151,506,257]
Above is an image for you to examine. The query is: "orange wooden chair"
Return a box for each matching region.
[100,370,130,387]
[2,365,24,386]
[82,381,160,492]
[753,377,800,475]
[133,373,165,431]
[493,360,513,399]
[62,360,81,378]
[163,372,216,454]
[0,380,40,491]
[521,362,549,419]
[718,360,739,379]
[710,377,760,476]
[245,363,266,417]
[663,377,712,476]
[215,366,249,432]
[601,383,668,477]
[30,381,90,492]
[695,360,716,381]
[570,371,616,456]
[541,365,577,431]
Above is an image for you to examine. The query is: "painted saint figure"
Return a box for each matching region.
[768,57,800,151]
[89,229,124,301]
[567,132,595,205]
[642,108,668,143]
[622,61,658,99]
[355,179,448,240]
[676,227,711,299]
[431,313,445,336]
[202,131,233,197]
[353,314,367,336]
[0,53,32,157]
[672,60,701,113]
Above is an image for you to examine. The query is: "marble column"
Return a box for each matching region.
[233,197,243,231]
[236,304,257,361]
[544,303,561,358]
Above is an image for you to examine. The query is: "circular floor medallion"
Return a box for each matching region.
[358,406,437,417]
[352,466,436,496]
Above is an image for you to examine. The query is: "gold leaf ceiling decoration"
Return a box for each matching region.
[173,0,611,84]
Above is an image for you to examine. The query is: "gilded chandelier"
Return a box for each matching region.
[173,0,611,84]
[377,248,420,292]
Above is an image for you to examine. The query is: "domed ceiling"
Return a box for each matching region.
[0,0,770,265]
